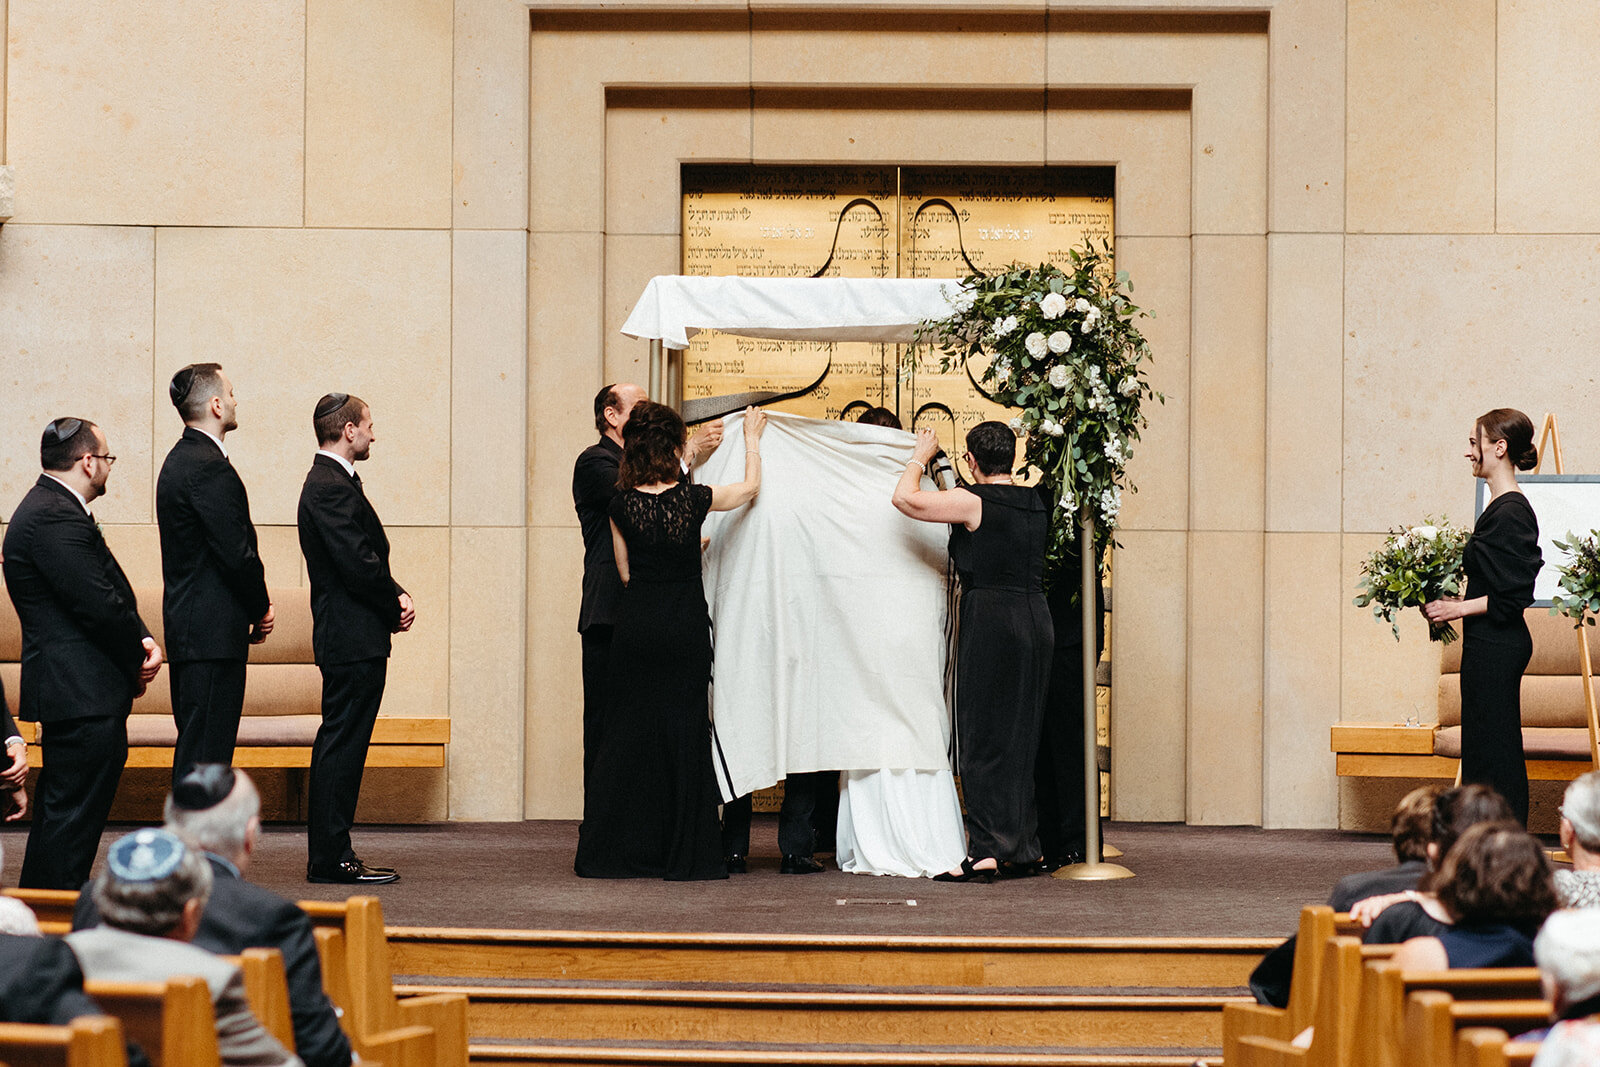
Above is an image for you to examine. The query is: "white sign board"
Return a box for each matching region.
[1476,475,1600,605]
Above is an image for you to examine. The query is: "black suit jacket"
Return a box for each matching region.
[2,477,149,723]
[157,428,271,663]
[297,455,405,665]
[74,853,352,1067]
[0,676,17,740]
[573,437,623,632]
[0,933,153,1067]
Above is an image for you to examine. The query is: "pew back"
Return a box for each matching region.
[82,976,219,1067]
[222,949,294,1052]
[0,1017,127,1067]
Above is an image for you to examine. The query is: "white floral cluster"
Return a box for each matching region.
[1099,486,1122,524]
[1083,364,1115,414]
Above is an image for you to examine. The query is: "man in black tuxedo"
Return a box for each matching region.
[158,364,275,783]
[73,765,353,1067]
[0,676,28,821]
[572,383,720,790]
[3,418,162,888]
[297,393,411,885]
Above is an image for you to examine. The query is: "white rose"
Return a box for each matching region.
[1040,292,1069,320]
[993,358,1012,384]
[1047,364,1071,389]
[1008,415,1025,433]
[1117,377,1139,397]
[1413,525,1438,541]
[1075,297,1093,313]
[992,316,1014,337]
[1047,331,1072,354]
[948,286,976,313]
[1039,418,1064,437]
[1024,332,1048,358]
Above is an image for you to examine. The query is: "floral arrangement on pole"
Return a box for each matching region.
[1353,519,1471,644]
[916,242,1160,576]
[1550,531,1600,627]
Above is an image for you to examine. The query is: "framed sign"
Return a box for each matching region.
[1476,474,1600,605]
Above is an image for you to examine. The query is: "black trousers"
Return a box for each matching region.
[721,771,839,858]
[580,625,612,791]
[20,714,128,889]
[307,658,387,872]
[1035,641,1091,862]
[1460,623,1533,826]
[169,658,248,785]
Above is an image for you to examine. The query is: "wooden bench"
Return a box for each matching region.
[82,976,219,1067]
[312,926,437,1067]
[0,1017,128,1067]
[301,895,465,1067]
[0,587,449,773]
[1355,961,1544,1067]
[1332,607,1599,782]
[1456,1027,1541,1067]
[1402,990,1549,1067]
[223,949,294,1055]
[1,888,77,935]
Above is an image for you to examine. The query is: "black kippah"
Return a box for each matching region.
[170,367,197,408]
[171,764,236,811]
[43,417,82,445]
[314,392,350,420]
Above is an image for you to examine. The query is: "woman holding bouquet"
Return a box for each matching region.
[1424,408,1543,825]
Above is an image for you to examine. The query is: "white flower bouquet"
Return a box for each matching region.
[1550,531,1600,626]
[1353,518,1471,644]
[918,242,1160,575]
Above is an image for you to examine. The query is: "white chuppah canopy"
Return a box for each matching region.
[620,275,964,350]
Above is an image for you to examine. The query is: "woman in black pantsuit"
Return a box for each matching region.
[893,421,1053,882]
[1425,408,1542,825]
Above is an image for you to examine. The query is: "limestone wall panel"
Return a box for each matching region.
[1109,529,1187,820]
[1263,531,1340,828]
[1190,235,1266,532]
[750,11,1048,85]
[381,526,451,719]
[449,526,527,820]
[306,0,453,229]
[750,105,1045,165]
[453,230,529,527]
[4,0,305,226]
[603,234,679,387]
[153,228,453,528]
[1346,0,1495,234]
[0,225,155,525]
[1044,105,1190,239]
[524,524,585,819]
[1268,0,1344,233]
[1266,233,1342,533]
[1187,530,1264,825]
[606,106,753,236]
[454,0,531,230]
[528,232,605,528]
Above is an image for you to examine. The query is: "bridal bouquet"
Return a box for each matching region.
[1354,518,1471,644]
[916,241,1160,573]
[1550,531,1600,626]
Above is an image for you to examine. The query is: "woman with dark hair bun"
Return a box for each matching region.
[575,401,766,880]
[1424,408,1543,825]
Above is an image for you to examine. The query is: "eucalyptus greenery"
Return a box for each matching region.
[1353,518,1471,644]
[1550,531,1600,626]
[915,241,1160,580]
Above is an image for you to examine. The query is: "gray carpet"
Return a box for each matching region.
[5,819,1402,937]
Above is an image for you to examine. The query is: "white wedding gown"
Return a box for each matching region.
[835,768,967,877]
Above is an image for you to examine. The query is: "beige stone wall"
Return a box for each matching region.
[3,0,1598,828]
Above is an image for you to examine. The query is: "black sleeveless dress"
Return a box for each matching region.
[1459,490,1541,826]
[949,484,1054,863]
[574,481,727,880]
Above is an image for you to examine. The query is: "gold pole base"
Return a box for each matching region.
[1102,843,1123,858]
[1052,860,1135,881]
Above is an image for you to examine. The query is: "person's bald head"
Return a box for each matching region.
[595,383,647,441]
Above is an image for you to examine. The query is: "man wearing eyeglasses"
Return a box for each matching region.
[2,418,162,888]
[157,364,274,784]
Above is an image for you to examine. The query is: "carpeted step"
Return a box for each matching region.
[465,1038,1217,1065]
[396,982,1246,1049]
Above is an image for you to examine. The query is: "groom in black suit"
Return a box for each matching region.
[298,393,412,884]
[3,418,162,888]
[157,364,274,782]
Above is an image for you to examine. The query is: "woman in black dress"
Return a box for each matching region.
[1424,408,1542,825]
[574,401,766,880]
[893,421,1052,882]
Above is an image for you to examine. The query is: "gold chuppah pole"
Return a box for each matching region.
[1055,510,1134,881]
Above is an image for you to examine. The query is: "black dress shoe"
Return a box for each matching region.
[1038,850,1087,874]
[780,854,825,874]
[307,860,399,885]
[352,857,397,875]
[997,860,1045,880]
[725,854,748,874]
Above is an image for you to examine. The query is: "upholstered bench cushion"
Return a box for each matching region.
[127,713,324,746]
[1437,675,1600,729]
[1433,725,1594,760]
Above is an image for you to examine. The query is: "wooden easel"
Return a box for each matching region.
[1533,413,1600,767]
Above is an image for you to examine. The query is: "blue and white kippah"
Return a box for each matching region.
[107,828,187,883]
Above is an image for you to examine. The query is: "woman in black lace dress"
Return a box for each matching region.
[1424,408,1542,825]
[575,401,766,880]
[892,421,1052,882]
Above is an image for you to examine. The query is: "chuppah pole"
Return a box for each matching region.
[648,338,664,402]
[1054,510,1134,880]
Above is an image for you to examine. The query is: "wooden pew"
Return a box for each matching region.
[1232,935,1365,1067]
[1455,1027,1541,1067]
[1354,963,1544,1067]
[1,889,78,935]
[0,1016,128,1067]
[313,926,436,1067]
[1403,993,1548,1067]
[1223,906,1337,1062]
[300,896,466,1067]
[82,976,219,1067]
[222,949,294,1053]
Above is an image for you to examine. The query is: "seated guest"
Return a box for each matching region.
[1248,784,1443,1006]
[0,673,28,822]
[1358,783,1515,945]
[1389,821,1557,970]
[0,837,41,936]
[1556,771,1600,908]
[73,766,351,1067]
[1520,908,1600,1058]
[67,828,304,1067]
[0,929,153,1067]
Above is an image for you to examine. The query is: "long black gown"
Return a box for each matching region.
[573,481,727,880]
[949,484,1054,863]
[1459,489,1541,826]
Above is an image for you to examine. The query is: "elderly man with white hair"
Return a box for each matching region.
[1556,770,1600,908]
[1528,909,1600,1063]
[0,835,41,934]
